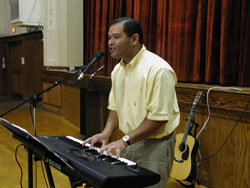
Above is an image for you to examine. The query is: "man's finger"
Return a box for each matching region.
[116,148,121,157]
[90,138,98,148]
[82,137,91,146]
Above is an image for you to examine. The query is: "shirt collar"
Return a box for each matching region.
[120,45,146,68]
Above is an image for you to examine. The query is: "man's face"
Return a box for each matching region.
[108,22,133,60]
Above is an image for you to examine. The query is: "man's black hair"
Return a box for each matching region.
[109,17,143,44]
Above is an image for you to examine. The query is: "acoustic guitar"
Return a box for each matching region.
[170,91,203,182]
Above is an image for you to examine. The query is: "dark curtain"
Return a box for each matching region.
[205,0,250,86]
[84,0,250,87]
[238,0,250,86]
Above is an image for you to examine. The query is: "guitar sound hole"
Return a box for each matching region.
[182,145,189,160]
[179,143,186,152]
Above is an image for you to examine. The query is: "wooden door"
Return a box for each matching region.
[9,42,22,94]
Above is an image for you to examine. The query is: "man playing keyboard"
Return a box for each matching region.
[82,17,180,188]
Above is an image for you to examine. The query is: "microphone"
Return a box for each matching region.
[76,51,104,82]
[90,65,105,79]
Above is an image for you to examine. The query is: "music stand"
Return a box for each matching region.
[0,118,80,188]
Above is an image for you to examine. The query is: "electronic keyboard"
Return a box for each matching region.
[35,135,161,188]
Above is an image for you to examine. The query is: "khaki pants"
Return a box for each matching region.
[121,132,176,188]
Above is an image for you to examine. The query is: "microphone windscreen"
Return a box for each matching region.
[95,51,104,60]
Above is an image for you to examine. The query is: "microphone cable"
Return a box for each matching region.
[14,143,49,188]
[15,144,25,188]
[196,87,243,139]
[198,99,250,162]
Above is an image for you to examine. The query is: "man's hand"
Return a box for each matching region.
[100,139,127,157]
[82,132,109,148]
[82,110,119,154]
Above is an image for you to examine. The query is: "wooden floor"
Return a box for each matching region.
[0,96,206,188]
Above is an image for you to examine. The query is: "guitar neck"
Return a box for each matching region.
[181,109,194,144]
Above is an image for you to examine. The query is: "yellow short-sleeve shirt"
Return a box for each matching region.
[108,45,180,138]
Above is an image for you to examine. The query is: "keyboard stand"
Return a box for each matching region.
[27,148,33,188]
[44,161,56,187]
[69,178,84,188]
[26,142,56,188]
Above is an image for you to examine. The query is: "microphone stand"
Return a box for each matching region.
[0,65,86,188]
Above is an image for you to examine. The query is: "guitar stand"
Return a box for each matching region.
[185,117,199,138]
[176,179,200,188]
[192,119,199,138]
[177,180,194,188]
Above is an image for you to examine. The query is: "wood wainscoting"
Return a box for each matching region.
[41,70,81,129]
[41,70,250,188]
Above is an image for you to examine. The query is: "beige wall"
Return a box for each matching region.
[0,0,27,36]
[43,0,83,67]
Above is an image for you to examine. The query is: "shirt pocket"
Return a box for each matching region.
[127,90,146,115]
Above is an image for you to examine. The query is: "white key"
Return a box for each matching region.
[66,136,84,144]
[66,136,136,166]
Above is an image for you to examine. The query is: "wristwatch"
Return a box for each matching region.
[122,135,131,145]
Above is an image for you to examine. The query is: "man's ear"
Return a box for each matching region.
[131,33,140,45]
